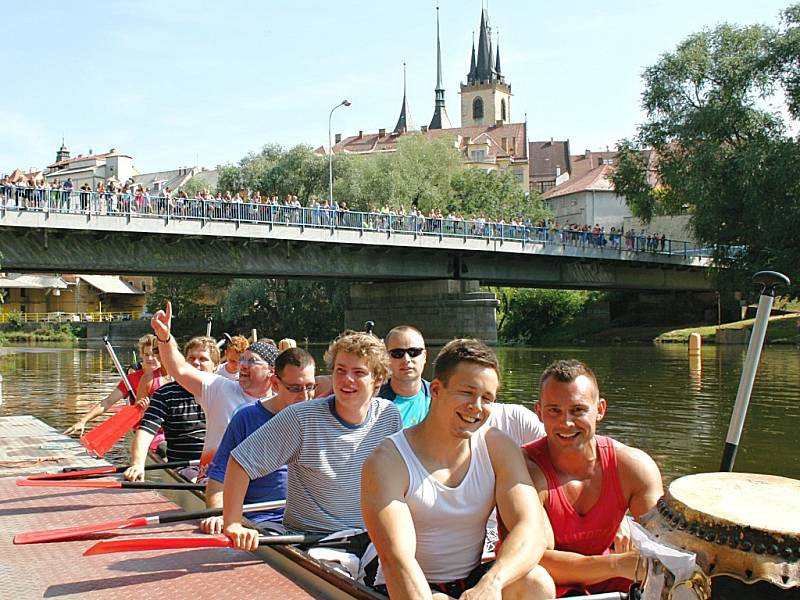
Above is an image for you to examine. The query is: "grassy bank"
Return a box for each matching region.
[0,325,79,344]
[654,313,800,344]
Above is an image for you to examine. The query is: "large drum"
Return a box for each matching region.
[641,472,800,599]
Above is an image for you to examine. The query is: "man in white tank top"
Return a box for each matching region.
[362,339,555,599]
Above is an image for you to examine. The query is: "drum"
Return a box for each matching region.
[641,472,800,599]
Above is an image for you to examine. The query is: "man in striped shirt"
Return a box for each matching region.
[124,336,220,481]
[222,332,402,549]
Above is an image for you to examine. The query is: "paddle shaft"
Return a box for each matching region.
[153,499,286,524]
[18,479,204,490]
[57,459,198,476]
[103,335,135,402]
[720,272,789,471]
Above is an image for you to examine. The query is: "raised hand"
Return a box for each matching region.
[151,301,172,342]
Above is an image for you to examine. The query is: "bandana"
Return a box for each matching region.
[247,341,279,366]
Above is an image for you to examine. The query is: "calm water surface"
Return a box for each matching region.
[1,341,798,483]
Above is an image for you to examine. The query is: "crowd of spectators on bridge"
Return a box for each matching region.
[1,176,677,254]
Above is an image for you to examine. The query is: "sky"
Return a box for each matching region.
[1,0,794,175]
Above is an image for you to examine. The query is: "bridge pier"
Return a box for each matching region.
[345,280,500,345]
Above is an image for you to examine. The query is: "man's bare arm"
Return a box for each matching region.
[222,456,259,550]
[362,441,431,600]
[618,444,663,521]
[151,301,205,398]
[477,430,549,595]
[124,428,156,481]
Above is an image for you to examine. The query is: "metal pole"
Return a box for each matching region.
[328,99,351,207]
[102,335,135,402]
[720,270,790,471]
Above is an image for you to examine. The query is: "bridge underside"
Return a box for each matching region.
[0,226,712,291]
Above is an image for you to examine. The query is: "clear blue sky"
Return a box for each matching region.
[1,0,792,175]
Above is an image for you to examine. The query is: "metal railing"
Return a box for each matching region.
[0,184,714,258]
[0,310,141,324]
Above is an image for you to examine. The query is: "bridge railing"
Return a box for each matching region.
[0,184,715,259]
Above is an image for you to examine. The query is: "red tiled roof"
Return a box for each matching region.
[47,151,130,169]
[529,140,571,179]
[542,164,617,200]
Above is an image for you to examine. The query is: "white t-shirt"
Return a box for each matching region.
[215,362,239,381]
[484,403,545,446]
[196,372,267,470]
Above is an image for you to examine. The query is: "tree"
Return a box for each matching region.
[611,6,800,297]
[501,289,597,343]
[182,176,213,198]
[450,168,548,223]
[149,276,212,323]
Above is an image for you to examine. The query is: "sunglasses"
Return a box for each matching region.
[277,376,317,394]
[388,347,425,359]
[239,357,269,367]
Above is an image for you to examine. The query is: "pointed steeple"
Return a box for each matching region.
[55,136,70,164]
[468,33,477,83]
[394,62,414,134]
[429,6,451,130]
[475,8,493,81]
[495,31,502,80]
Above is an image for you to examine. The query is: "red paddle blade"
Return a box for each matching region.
[26,466,118,480]
[85,535,232,555]
[80,404,145,458]
[14,517,150,544]
[16,479,123,489]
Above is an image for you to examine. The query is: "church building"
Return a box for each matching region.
[328,6,530,190]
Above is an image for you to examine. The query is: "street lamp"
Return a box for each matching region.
[328,99,351,206]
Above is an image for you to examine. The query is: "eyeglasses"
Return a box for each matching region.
[388,347,425,359]
[239,357,269,367]
[277,376,317,394]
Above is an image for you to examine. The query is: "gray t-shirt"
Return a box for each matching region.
[232,395,402,533]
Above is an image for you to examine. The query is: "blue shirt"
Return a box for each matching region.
[208,400,286,523]
[378,379,432,428]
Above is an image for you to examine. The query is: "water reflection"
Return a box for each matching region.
[1,342,798,483]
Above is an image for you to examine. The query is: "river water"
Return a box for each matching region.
[1,341,798,484]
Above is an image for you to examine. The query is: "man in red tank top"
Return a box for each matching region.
[523,359,663,597]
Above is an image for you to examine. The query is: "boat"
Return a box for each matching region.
[147,451,386,600]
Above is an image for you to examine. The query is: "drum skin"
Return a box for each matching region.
[641,472,800,597]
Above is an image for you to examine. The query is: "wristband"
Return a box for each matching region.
[156,333,171,344]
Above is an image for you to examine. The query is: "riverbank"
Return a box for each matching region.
[0,324,79,345]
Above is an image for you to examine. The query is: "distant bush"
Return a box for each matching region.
[501,289,600,344]
[5,310,25,329]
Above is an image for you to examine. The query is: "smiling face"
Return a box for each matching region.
[332,351,377,409]
[536,374,606,450]
[140,344,161,372]
[430,361,499,439]
[238,349,274,394]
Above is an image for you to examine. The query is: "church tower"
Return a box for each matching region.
[55,138,70,164]
[459,8,511,128]
[428,7,451,130]
[393,62,414,134]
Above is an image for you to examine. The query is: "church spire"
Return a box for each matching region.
[394,62,414,134]
[429,6,451,130]
[468,33,477,82]
[475,8,493,81]
[495,30,502,80]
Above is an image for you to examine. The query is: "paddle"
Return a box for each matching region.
[80,336,140,458]
[26,460,199,481]
[720,270,790,471]
[14,499,286,544]
[85,532,340,556]
[17,479,204,490]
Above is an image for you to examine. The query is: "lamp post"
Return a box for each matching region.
[328,99,351,206]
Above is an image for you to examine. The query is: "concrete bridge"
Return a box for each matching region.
[0,201,714,343]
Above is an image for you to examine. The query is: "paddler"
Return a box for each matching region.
[216,334,248,381]
[199,347,317,533]
[150,301,278,481]
[123,336,220,482]
[222,331,401,555]
[362,338,555,599]
[64,334,167,436]
[524,359,663,597]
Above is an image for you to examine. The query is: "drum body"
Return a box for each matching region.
[641,472,800,599]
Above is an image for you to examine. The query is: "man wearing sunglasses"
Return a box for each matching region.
[200,347,317,534]
[378,325,431,427]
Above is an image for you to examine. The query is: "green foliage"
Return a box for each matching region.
[500,289,599,343]
[611,5,800,297]
[5,310,24,329]
[451,169,548,222]
[182,176,213,198]
[220,279,348,342]
[149,276,210,323]
[217,144,328,202]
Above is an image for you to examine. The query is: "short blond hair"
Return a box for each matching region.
[324,332,390,383]
[184,336,221,365]
[278,338,297,352]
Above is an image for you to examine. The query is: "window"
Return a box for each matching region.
[470,149,487,161]
[501,99,507,121]
[472,97,484,120]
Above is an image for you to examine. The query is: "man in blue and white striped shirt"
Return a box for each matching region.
[222,332,402,549]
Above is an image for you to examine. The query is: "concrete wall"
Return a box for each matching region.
[546,190,631,229]
[84,319,151,341]
[346,279,499,345]
[622,214,694,242]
